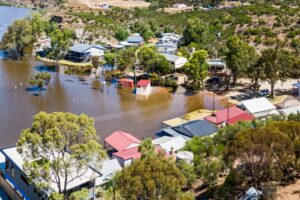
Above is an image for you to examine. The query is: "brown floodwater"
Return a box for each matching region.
[0,50,227,148]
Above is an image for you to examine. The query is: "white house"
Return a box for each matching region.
[160,53,187,69]
[69,44,106,61]
[240,97,279,118]
[173,3,187,9]
[136,80,151,96]
[278,105,300,117]
[0,147,102,200]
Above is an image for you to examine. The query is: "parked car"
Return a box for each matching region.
[258,89,269,96]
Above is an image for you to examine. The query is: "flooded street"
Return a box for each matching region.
[0,52,227,147]
[0,6,227,148]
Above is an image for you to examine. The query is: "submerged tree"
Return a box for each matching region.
[17,112,107,199]
[1,19,32,60]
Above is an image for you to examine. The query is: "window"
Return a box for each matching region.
[5,159,10,172]
[11,165,14,178]
[21,175,30,185]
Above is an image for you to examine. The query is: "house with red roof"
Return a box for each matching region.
[112,147,141,167]
[136,80,151,96]
[205,106,253,127]
[104,131,141,166]
[104,131,141,153]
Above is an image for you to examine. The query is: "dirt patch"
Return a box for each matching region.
[68,0,150,10]
[276,180,300,200]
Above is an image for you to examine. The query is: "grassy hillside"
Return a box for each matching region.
[64,1,300,56]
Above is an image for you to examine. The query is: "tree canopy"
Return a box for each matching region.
[17,112,106,199]
[184,50,209,91]
[116,154,186,200]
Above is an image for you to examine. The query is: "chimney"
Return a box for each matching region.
[170,147,174,155]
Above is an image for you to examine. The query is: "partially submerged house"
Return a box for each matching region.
[117,79,134,87]
[136,80,151,96]
[160,53,187,70]
[162,117,188,128]
[240,97,279,118]
[161,120,218,140]
[67,44,106,62]
[0,147,101,200]
[205,106,253,127]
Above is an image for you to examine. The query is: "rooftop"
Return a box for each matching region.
[137,80,150,87]
[126,33,144,43]
[205,106,253,125]
[171,120,218,138]
[152,136,186,152]
[1,147,100,193]
[95,159,122,185]
[279,105,300,116]
[162,117,188,127]
[112,147,141,160]
[241,97,275,114]
[70,44,105,53]
[104,131,140,152]
[160,53,186,62]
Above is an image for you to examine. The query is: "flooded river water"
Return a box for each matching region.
[0,6,227,148]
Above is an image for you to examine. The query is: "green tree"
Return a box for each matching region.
[138,47,172,75]
[1,19,32,60]
[258,48,294,99]
[114,27,129,41]
[131,21,154,42]
[226,127,294,188]
[184,50,209,90]
[116,47,136,74]
[104,53,116,67]
[17,112,107,199]
[183,18,209,46]
[47,28,73,68]
[116,155,186,200]
[225,36,257,85]
[177,161,197,188]
[28,13,47,38]
[138,138,156,159]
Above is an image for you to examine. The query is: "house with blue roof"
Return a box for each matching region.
[67,43,106,62]
[120,33,144,47]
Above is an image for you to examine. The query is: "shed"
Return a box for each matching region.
[117,79,134,87]
[136,80,151,96]
[176,151,194,165]
[240,97,279,118]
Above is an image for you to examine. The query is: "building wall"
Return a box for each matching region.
[87,48,104,57]
[174,58,187,69]
[251,109,275,118]
[4,159,43,200]
[136,85,151,96]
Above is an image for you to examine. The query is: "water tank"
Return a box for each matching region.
[176,151,194,165]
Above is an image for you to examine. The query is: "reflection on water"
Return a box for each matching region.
[0,51,227,148]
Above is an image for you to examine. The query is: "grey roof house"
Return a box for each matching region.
[120,33,144,47]
[68,44,106,62]
[161,120,218,139]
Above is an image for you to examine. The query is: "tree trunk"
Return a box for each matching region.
[271,82,275,99]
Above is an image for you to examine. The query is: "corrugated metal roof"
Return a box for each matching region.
[241,97,275,114]
[104,131,140,152]
[70,44,105,53]
[160,53,186,62]
[171,120,218,138]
